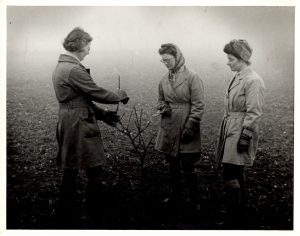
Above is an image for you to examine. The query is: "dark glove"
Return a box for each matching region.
[237,128,252,153]
[181,119,199,143]
[102,110,120,127]
[161,104,172,117]
[118,90,130,104]
[181,127,194,143]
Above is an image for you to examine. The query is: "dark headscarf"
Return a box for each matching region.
[223,39,253,62]
[159,43,185,74]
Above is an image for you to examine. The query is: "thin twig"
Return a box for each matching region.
[116,75,121,113]
[126,107,134,130]
[114,106,156,170]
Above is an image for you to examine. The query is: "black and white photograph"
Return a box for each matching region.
[2,0,298,233]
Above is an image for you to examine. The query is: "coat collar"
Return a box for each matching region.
[236,66,253,79]
[228,66,253,92]
[162,76,179,99]
[58,54,85,69]
[172,66,187,89]
[64,50,81,62]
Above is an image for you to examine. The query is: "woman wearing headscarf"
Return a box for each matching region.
[52,27,129,227]
[155,43,205,209]
[216,39,265,228]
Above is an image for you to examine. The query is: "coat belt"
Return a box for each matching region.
[168,103,190,109]
[225,112,246,118]
[59,100,91,109]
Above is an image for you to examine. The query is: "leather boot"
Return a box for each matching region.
[224,180,242,229]
[238,175,247,227]
[85,166,106,227]
[57,169,80,228]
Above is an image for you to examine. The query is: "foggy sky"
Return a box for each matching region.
[7,6,295,83]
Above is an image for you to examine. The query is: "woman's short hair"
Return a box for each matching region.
[63,27,93,52]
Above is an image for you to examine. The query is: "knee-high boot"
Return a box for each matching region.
[57,169,80,228]
[224,179,242,229]
[238,174,247,227]
[85,166,105,225]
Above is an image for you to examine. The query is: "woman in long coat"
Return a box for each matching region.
[216,39,265,228]
[52,27,129,227]
[155,43,205,208]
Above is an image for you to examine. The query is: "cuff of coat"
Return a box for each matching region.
[242,127,253,138]
[92,104,106,120]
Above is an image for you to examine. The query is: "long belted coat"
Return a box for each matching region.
[215,66,265,166]
[155,66,205,157]
[52,54,122,169]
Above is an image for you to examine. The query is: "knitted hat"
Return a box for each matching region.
[223,39,253,62]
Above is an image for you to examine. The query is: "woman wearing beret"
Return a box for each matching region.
[216,39,265,228]
[52,27,129,227]
[155,43,205,209]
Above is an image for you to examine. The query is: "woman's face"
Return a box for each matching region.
[226,54,244,72]
[77,42,91,61]
[161,54,176,70]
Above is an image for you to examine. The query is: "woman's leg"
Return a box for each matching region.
[164,155,182,204]
[181,153,200,209]
[85,165,105,221]
[223,163,244,229]
[57,168,79,227]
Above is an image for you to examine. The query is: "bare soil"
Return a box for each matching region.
[6,74,293,230]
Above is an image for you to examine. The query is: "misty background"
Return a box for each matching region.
[7,6,294,95]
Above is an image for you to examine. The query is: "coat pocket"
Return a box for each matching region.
[79,116,100,138]
[161,116,173,130]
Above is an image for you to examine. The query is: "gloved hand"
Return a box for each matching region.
[102,110,120,127]
[237,128,252,153]
[161,104,172,117]
[118,90,130,104]
[181,119,199,143]
[181,127,194,143]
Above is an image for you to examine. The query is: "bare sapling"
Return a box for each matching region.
[115,105,154,171]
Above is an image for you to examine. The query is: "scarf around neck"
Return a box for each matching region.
[170,44,185,73]
[166,44,185,82]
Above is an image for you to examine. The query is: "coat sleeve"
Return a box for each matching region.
[156,80,168,110]
[186,74,205,124]
[68,67,121,104]
[91,103,107,120]
[243,78,265,130]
